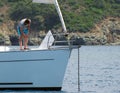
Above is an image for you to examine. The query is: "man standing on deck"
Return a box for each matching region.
[17,18,31,50]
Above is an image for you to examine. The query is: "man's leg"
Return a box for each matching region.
[23,29,29,49]
[24,35,29,49]
[17,26,23,50]
[19,35,23,50]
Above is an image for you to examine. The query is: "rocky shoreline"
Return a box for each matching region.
[0,17,120,46]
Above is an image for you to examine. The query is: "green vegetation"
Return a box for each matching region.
[0,0,120,32]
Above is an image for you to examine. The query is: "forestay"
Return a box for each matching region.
[33,0,67,33]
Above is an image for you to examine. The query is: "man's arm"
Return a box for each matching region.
[20,27,24,35]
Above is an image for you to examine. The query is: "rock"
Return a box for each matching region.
[29,37,41,45]
[4,35,11,45]
[9,35,19,45]
[0,17,120,46]
[72,37,85,45]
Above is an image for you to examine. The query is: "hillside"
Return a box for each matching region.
[0,0,120,45]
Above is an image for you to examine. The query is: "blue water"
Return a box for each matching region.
[1,46,120,93]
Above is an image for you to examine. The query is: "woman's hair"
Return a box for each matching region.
[24,19,31,25]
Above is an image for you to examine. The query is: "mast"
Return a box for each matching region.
[33,0,67,33]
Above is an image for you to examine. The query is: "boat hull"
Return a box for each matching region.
[0,48,71,90]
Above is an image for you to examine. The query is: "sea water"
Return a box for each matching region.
[1,45,120,93]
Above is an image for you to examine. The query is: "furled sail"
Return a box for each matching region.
[39,30,54,49]
[33,0,54,4]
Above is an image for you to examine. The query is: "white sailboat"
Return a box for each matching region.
[0,0,76,91]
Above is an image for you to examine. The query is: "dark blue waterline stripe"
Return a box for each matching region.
[0,59,54,63]
[0,82,33,85]
[0,87,62,91]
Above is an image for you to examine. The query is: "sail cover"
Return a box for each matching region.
[33,0,54,4]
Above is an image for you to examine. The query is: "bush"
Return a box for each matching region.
[1,0,119,33]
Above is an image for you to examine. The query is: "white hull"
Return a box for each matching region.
[0,0,74,90]
[0,48,71,90]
